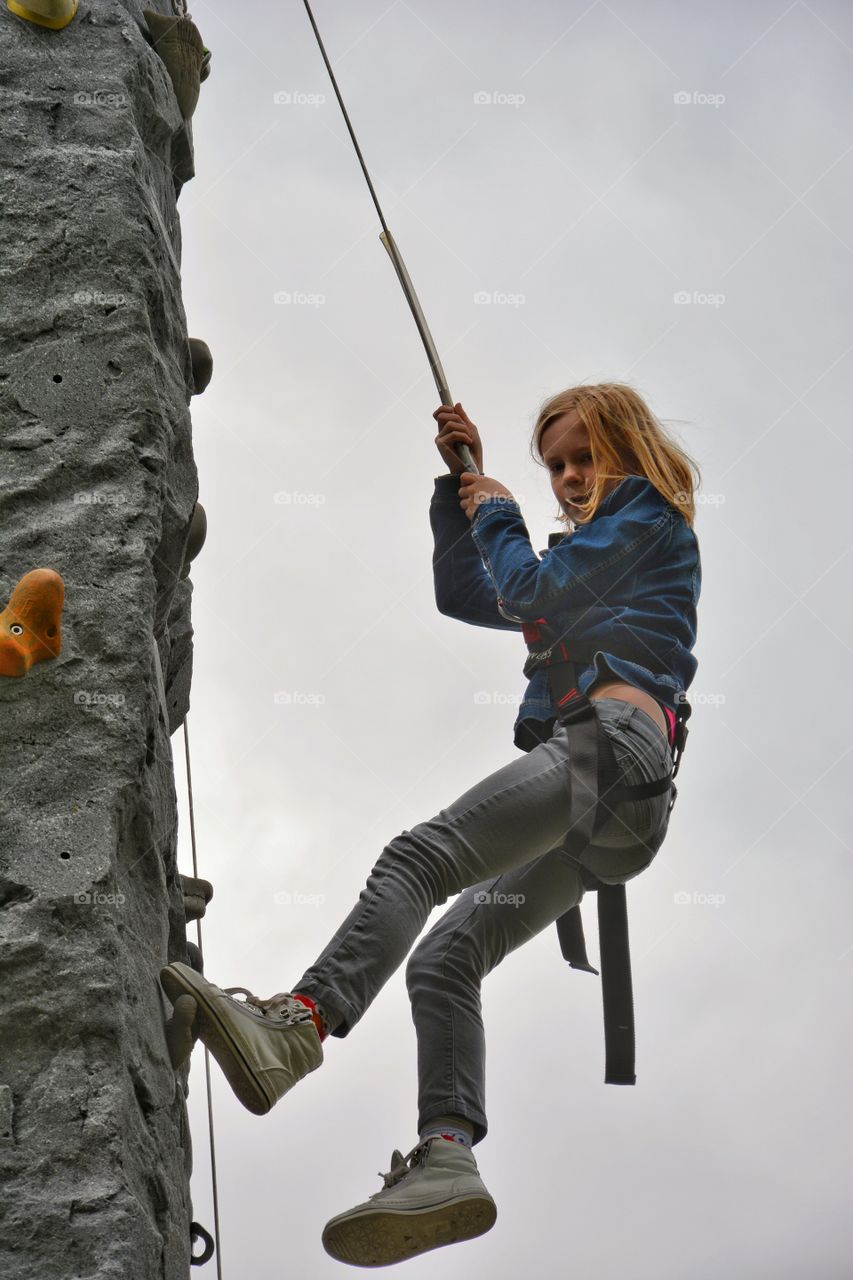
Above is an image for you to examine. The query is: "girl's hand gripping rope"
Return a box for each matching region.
[433,402,484,475]
[433,402,516,517]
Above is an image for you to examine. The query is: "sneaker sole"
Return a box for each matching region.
[321,1193,497,1267]
[160,963,277,1115]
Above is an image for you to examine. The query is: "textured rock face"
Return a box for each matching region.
[0,3,202,1275]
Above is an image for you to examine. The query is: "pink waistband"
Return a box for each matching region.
[662,704,677,749]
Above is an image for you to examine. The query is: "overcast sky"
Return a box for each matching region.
[172,2,852,1276]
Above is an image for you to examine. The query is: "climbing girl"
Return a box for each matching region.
[160,382,701,1268]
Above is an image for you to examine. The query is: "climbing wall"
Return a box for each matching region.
[0,2,209,1275]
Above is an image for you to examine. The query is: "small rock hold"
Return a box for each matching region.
[179,503,206,579]
[0,1085,14,1143]
[188,337,212,395]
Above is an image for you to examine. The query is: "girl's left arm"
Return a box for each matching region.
[469,479,674,620]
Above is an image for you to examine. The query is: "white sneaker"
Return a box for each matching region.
[322,1135,497,1267]
[159,961,322,1115]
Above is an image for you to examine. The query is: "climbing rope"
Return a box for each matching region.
[301,0,479,476]
[183,717,224,1280]
[150,634,222,1270]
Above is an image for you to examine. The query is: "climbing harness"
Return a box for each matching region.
[513,591,690,1087]
[300,0,479,478]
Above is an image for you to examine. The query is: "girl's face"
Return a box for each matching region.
[539,409,621,519]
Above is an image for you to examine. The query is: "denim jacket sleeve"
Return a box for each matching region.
[429,473,523,631]
[468,476,675,622]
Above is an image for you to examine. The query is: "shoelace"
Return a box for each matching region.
[222,986,313,1027]
[375,1139,434,1191]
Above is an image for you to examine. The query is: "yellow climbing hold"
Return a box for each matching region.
[0,568,64,678]
[6,0,78,29]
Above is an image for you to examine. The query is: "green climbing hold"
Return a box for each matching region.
[180,873,213,923]
[143,9,206,120]
[164,993,198,1070]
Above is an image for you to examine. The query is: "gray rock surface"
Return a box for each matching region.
[0,3,207,1275]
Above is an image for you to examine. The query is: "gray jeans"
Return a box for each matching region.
[293,699,673,1146]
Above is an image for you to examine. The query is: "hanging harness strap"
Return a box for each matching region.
[519,616,690,1086]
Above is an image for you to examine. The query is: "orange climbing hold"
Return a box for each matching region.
[0,568,64,677]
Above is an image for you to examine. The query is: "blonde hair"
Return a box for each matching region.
[529,382,701,530]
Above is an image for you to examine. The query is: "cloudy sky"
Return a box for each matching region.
[172,2,852,1275]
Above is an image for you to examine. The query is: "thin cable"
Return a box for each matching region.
[301,0,391,238]
[183,718,223,1280]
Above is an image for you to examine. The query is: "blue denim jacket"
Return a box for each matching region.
[430,472,701,750]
